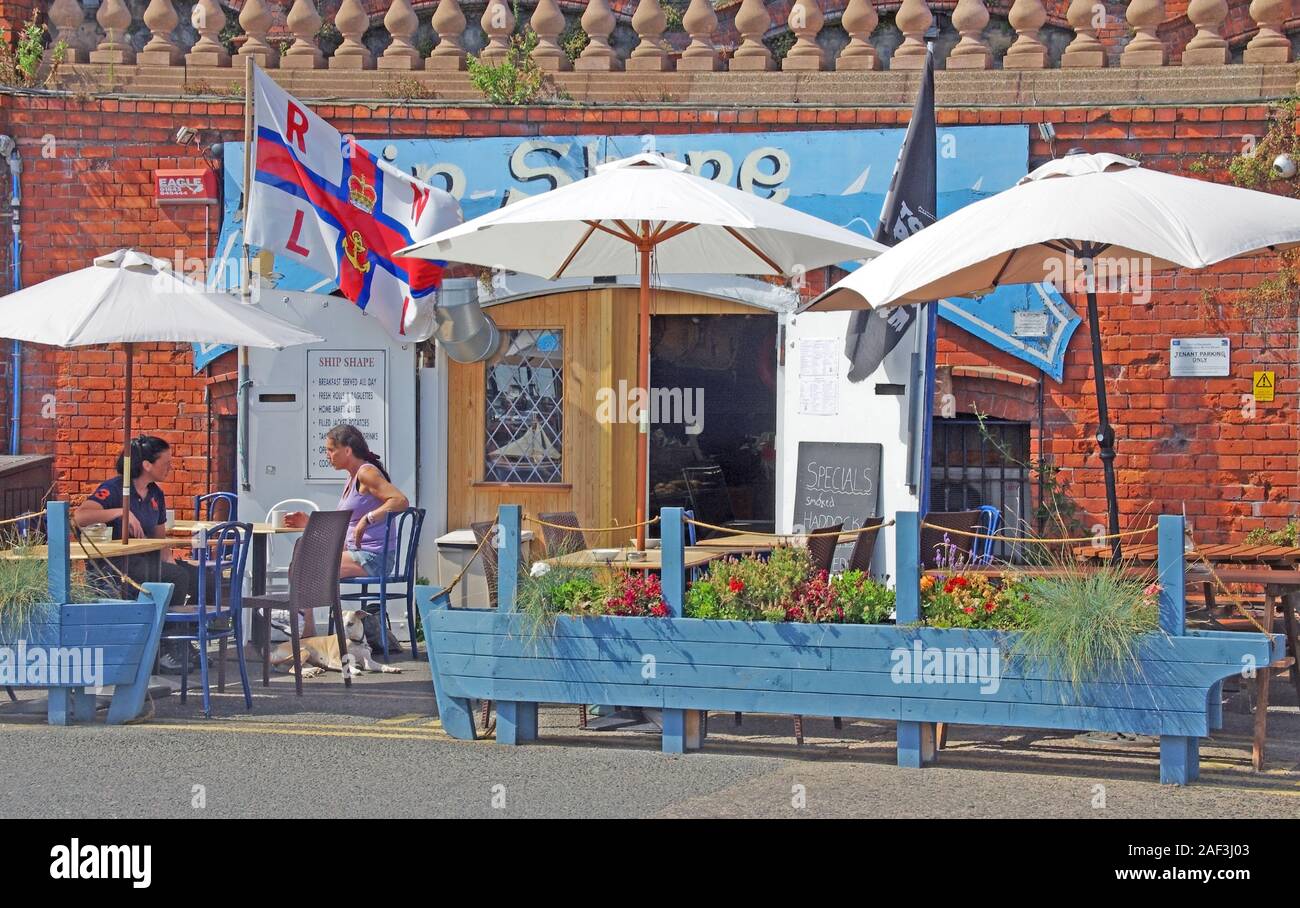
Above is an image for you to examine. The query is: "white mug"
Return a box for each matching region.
[164,509,176,530]
[271,510,287,529]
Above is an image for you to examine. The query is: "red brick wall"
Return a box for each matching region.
[3,93,1294,539]
[0,0,36,42]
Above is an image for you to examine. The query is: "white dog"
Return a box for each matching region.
[268,610,402,679]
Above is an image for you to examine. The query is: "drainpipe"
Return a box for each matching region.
[0,135,21,455]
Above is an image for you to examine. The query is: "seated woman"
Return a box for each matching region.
[320,424,409,637]
[73,435,199,673]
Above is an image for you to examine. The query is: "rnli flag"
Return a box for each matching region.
[244,64,461,341]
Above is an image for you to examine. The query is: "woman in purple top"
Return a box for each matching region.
[325,423,409,585]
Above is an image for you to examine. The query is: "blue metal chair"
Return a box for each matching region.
[974,505,1003,565]
[195,493,240,579]
[161,521,254,718]
[339,507,426,658]
[194,492,238,522]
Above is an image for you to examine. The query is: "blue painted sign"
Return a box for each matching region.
[214,128,1078,379]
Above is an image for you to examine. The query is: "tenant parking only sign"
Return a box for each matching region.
[1170,337,1231,377]
[306,349,388,480]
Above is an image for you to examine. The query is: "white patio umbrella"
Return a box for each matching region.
[399,152,886,548]
[804,151,1300,559]
[0,248,323,544]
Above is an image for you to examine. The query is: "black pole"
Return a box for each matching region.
[1085,288,1122,563]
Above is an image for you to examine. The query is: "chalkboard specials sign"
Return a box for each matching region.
[793,441,883,533]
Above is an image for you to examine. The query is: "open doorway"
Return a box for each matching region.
[648,314,778,535]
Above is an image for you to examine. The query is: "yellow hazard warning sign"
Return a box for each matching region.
[1254,371,1275,402]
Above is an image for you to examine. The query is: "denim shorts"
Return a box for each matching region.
[346,548,395,577]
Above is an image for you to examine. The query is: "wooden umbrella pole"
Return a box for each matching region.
[635,234,651,552]
[121,341,133,545]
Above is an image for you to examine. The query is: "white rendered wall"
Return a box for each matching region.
[776,309,922,583]
[241,290,419,630]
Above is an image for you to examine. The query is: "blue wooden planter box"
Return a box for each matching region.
[1,502,173,725]
[417,507,1282,785]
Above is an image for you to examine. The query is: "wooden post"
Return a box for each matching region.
[661,507,685,617]
[497,700,538,745]
[496,504,520,612]
[893,510,933,766]
[493,504,536,743]
[1157,514,1185,636]
[894,511,920,623]
[1156,513,1196,783]
[658,506,700,751]
[46,501,71,605]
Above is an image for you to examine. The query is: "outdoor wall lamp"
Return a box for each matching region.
[1272,153,1296,179]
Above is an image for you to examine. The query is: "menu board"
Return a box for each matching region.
[793,441,884,571]
[306,349,387,481]
[793,440,883,532]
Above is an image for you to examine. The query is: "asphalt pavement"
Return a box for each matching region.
[1,649,1297,818]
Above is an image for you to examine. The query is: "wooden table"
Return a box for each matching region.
[2,536,178,597]
[0,537,177,561]
[170,520,303,596]
[695,531,859,551]
[545,547,725,572]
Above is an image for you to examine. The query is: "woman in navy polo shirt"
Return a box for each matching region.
[74,435,199,672]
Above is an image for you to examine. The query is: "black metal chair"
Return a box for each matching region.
[243,510,352,696]
[682,465,774,539]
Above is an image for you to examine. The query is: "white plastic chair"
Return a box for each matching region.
[263,498,320,593]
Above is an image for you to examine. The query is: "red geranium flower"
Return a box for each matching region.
[728,577,745,593]
[963,605,975,614]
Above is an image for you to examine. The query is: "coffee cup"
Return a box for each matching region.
[164,509,176,530]
[271,510,287,529]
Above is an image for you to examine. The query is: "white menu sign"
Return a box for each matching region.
[306,349,388,480]
[1170,337,1230,377]
[798,337,840,416]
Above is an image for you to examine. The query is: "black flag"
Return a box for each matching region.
[844,48,937,382]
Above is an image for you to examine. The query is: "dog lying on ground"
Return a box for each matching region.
[268,610,401,679]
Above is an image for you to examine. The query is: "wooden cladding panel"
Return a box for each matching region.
[446,287,771,540]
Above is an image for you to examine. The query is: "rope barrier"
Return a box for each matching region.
[73,532,149,596]
[0,509,45,529]
[1183,528,1271,636]
[683,517,894,540]
[524,514,660,533]
[921,521,1158,545]
[441,525,498,596]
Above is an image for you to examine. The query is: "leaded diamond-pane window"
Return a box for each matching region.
[485,329,564,484]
